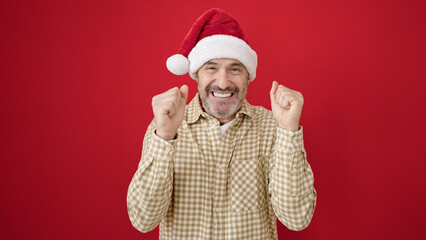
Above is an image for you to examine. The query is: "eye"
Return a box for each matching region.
[231,68,241,73]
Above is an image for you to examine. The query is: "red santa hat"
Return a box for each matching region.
[166,8,258,81]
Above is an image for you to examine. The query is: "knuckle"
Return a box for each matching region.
[151,97,158,106]
[172,87,180,94]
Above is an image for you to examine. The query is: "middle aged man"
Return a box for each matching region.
[127,8,317,240]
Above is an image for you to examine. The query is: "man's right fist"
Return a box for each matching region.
[152,85,189,140]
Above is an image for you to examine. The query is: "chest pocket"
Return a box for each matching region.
[229,153,267,212]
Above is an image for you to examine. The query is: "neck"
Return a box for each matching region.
[218,114,237,125]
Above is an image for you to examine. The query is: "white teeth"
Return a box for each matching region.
[213,92,232,98]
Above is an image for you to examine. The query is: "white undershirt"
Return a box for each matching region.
[219,117,237,136]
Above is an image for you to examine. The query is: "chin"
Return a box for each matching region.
[209,104,240,119]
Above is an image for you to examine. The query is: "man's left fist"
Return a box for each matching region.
[270,81,304,132]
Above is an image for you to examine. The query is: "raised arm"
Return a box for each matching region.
[127,85,188,232]
[268,81,317,230]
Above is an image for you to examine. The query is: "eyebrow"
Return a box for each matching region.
[204,61,218,66]
[229,62,244,67]
[203,61,244,67]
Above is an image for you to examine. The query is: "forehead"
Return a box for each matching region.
[203,58,245,67]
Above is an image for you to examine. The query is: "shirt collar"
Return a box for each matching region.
[186,93,254,124]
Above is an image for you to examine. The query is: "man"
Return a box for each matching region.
[127,8,316,240]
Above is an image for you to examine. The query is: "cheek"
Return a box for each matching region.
[235,78,249,92]
[198,77,214,90]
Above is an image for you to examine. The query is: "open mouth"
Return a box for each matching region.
[211,92,234,98]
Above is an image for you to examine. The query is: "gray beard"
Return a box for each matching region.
[198,84,248,119]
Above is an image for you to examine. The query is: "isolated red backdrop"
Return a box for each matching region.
[1,0,425,239]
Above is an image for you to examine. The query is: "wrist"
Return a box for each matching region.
[155,130,177,141]
[277,123,299,132]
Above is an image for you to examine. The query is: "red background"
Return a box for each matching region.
[1,0,425,239]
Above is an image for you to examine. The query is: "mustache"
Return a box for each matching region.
[205,85,239,92]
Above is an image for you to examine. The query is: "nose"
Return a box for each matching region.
[215,69,232,90]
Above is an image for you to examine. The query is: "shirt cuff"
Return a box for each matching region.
[276,126,304,152]
[149,130,177,160]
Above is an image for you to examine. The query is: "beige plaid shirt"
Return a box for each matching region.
[127,94,316,240]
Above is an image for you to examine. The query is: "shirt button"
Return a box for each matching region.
[215,208,221,213]
[165,146,172,152]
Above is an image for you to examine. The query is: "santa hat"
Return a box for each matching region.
[166,8,258,81]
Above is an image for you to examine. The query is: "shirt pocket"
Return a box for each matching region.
[229,155,267,213]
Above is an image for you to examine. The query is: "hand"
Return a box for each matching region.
[270,81,304,132]
[152,85,188,140]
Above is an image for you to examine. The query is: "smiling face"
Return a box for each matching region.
[196,58,250,124]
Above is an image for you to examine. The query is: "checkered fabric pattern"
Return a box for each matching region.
[127,94,317,240]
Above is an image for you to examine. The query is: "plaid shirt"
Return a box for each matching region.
[127,94,316,240]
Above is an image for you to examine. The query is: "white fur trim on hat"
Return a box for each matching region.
[187,35,258,81]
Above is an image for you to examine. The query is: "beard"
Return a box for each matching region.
[198,82,248,120]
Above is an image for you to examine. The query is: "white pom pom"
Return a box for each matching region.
[166,54,189,75]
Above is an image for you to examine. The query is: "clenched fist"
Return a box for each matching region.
[270,81,304,132]
[152,85,189,140]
